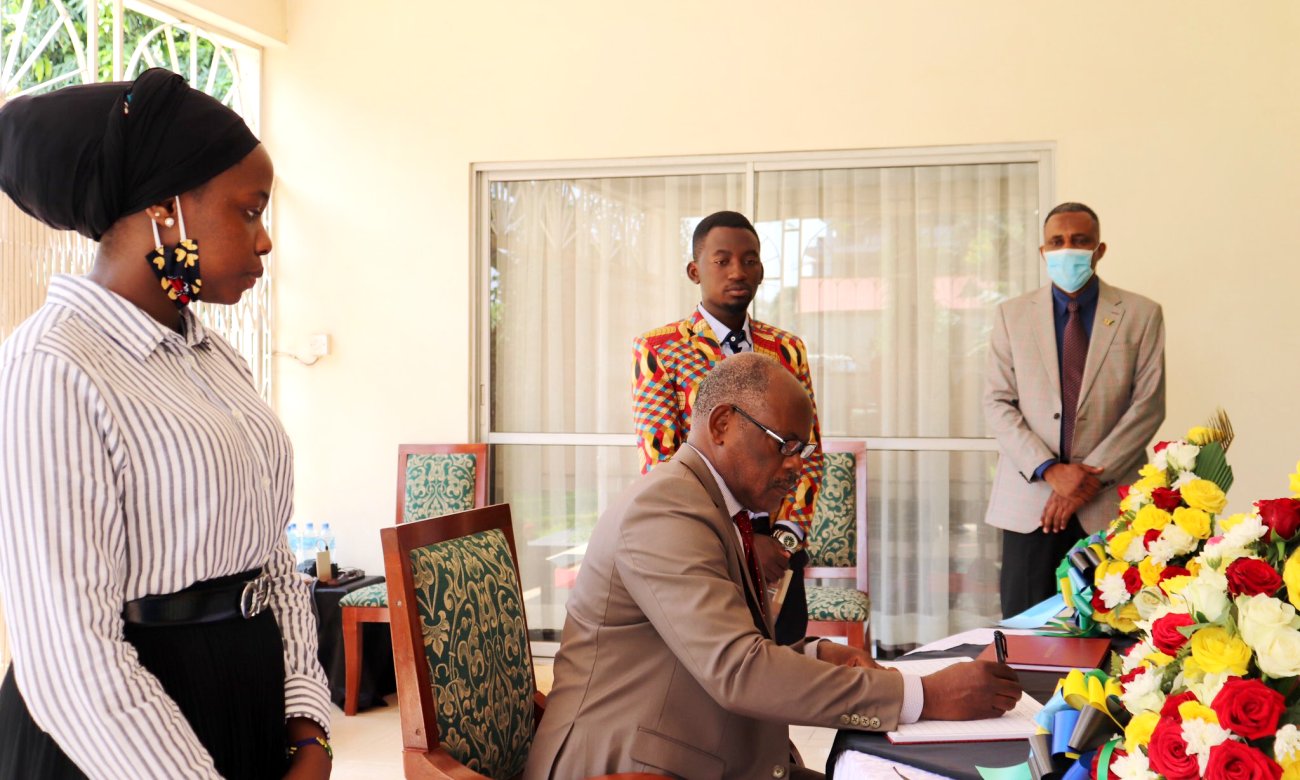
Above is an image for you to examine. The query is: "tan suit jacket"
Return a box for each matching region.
[984,278,1166,534]
[524,446,904,780]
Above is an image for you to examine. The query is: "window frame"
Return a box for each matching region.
[470,141,1056,454]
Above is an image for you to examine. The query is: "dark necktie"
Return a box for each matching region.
[1060,301,1088,462]
[732,510,767,622]
[722,328,748,353]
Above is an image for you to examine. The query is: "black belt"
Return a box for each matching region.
[122,569,271,627]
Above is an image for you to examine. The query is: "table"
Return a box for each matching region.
[313,575,396,712]
[826,645,1069,780]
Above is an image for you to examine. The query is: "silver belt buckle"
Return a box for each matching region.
[240,572,271,619]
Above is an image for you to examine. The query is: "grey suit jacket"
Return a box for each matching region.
[983,279,1166,534]
[524,445,904,780]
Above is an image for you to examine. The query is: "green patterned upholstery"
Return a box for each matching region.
[409,529,533,779]
[338,582,387,608]
[808,451,857,568]
[807,585,871,622]
[403,453,478,524]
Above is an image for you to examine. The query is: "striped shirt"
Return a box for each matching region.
[0,274,329,778]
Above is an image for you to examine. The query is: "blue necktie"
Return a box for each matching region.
[722,329,748,353]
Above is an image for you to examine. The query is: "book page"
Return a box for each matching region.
[878,657,1044,744]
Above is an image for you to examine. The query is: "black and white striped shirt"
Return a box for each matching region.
[0,274,329,778]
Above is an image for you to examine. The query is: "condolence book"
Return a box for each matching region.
[975,634,1110,672]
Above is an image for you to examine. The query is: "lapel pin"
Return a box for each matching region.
[1103,318,1115,326]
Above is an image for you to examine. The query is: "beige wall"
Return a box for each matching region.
[256,0,1300,575]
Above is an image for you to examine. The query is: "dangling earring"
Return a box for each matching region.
[145,197,202,308]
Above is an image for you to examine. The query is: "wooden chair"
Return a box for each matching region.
[804,440,872,650]
[381,505,662,779]
[339,444,489,715]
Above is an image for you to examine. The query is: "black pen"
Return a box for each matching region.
[993,630,1008,664]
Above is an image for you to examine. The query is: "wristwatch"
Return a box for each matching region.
[772,528,802,554]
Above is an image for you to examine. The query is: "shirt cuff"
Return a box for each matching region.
[898,674,924,724]
[804,638,824,658]
[285,675,333,738]
[1032,459,1057,482]
[774,519,805,542]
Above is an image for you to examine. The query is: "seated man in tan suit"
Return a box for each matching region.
[526,353,1021,780]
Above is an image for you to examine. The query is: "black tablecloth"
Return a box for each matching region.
[826,645,1068,780]
[313,575,397,712]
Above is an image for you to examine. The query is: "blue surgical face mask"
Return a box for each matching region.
[1044,248,1096,293]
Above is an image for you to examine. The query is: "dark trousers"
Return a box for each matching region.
[999,516,1085,619]
[775,551,809,646]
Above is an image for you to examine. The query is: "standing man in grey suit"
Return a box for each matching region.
[528,354,1020,780]
[984,202,1166,618]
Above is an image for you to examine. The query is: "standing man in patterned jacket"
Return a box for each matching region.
[632,210,823,645]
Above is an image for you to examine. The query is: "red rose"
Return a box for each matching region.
[1151,612,1196,655]
[1161,690,1199,718]
[1122,566,1143,595]
[1205,738,1283,779]
[1143,528,1161,549]
[1211,678,1286,740]
[1118,484,1131,501]
[1225,557,1284,598]
[1151,487,1184,511]
[1147,716,1201,780]
[1094,746,1126,780]
[1256,498,1300,542]
[1154,441,1172,453]
[1091,589,1110,614]
[1119,665,1147,686]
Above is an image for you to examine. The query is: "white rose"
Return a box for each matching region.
[1236,593,1300,650]
[1172,470,1198,489]
[1111,750,1159,780]
[1133,588,1171,621]
[1276,724,1300,765]
[1172,569,1230,622]
[1099,571,1131,609]
[1161,524,1199,556]
[1166,442,1201,472]
[1253,625,1300,678]
[1152,448,1170,472]
[1119,667,1166,714]
[1185,671,1232,705]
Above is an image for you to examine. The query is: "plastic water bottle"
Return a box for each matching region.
[287,522,301,560]
[302,522,318,563]
[320,523,335,555]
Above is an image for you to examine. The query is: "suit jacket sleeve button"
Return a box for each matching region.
[1053,412,1061,419]
[840,714,851,725]
[773,766,787,778]
[870,717,881,728]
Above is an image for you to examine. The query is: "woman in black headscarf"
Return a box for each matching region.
[0,69,331,779]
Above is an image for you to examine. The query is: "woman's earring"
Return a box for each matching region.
[164,217,175,228]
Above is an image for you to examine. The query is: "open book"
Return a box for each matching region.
[877,657,1044,744]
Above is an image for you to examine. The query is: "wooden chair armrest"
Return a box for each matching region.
[402,748,492,780]
[591,775,670,779]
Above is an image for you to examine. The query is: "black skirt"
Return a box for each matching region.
[0,579,291,780]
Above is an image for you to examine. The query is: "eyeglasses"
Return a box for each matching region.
[730,405,816,459]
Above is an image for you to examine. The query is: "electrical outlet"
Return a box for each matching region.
[308,333,331,357]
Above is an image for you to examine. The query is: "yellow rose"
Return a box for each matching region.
[1140,463,1167,483]
[1187,426,1221,446]
[1133,505,1173,533]
[1110,602,1141,633]
[1220,513,1249,532]
[1285,547,1300,611]
[1182,479,1228,515]
[1282,765,1300,780]
[1173,507,1212,540]
[1188,559,1202,576]
[1183,655,1204,679]
[1190,626,1252,675]
[1120,493,1139,513]
[1139,558,1165,587]
[1108,532,1135,561]
[1144,650,1175,667]
[1290,459,1300,498]
[1124,710,1160,753]
[1162,574,1193,594]
[1178,700,1220,724]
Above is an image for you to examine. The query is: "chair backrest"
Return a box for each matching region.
[396,443,490,524]
[806,441,868,585]
[382,504,535,779]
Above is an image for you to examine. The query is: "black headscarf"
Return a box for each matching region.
[0,68,259,241]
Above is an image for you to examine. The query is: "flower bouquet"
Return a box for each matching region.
[1076,453,1300,778]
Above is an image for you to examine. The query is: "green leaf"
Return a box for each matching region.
[1194,442,1235,493]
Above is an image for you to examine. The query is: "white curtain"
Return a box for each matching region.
[753,163,1041,651]
[490,174,744,629]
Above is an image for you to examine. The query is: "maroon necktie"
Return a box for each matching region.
[732,511,767,622]
[1060,301,1088,461]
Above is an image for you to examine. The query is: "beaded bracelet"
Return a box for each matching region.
[286,736,333,761]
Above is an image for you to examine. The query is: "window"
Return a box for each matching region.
[0,0,270,395]
[477,146,1051,651]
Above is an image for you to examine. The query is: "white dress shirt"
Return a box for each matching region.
[686,444,922,723]
[697,303,751,356]
[0,275,329,778]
